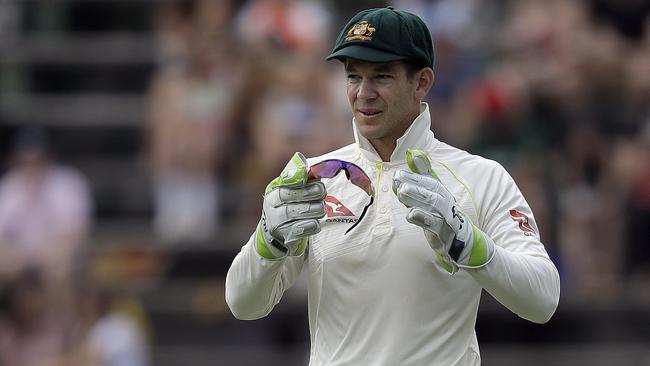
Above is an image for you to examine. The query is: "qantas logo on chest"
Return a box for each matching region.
[509,209,535,236]
[324,196,358,223]
[325,196,354,217]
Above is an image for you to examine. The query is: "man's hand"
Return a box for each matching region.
[256,152,327,260]
[392,149,495,274]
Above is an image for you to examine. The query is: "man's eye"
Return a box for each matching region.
[347,74,361,81]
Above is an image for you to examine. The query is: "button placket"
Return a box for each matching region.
[373,164,394,230]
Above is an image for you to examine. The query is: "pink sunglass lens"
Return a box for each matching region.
[310,161,344,179]
[346,166,373,195]
[310,160,373,196]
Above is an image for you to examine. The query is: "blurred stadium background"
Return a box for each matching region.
[0,0,649,365]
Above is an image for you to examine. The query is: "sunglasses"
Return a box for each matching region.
[308,159,374,234]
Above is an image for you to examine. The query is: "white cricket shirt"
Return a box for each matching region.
[226,103,560,365]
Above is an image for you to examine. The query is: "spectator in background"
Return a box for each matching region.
[244,57,351,200]
[391,0,480,44]
[233,0,350,225]
[148,0,241,244]
[82,297,149,366]
[0,269,76,366]
[153,0,235,71]
[152,0,194,72]
[0,127,93,283]
[0,268,151,366]
[0,127,93,365]
[235,0,332,57]
[65,278,151,366]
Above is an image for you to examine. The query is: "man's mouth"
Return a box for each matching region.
[358,109,382,118]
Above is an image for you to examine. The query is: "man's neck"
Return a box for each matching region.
[371,110,421,162]
[369,138,397,162]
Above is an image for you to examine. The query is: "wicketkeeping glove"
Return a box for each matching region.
[392,149,495,274]
[256,152,327,260]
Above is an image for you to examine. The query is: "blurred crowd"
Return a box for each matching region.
[0,128,149,365]
[145,0,353,245]
[1,0,649,364]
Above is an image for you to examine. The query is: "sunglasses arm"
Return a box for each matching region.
[345,195,374,235]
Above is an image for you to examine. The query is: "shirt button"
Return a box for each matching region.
[382,185,389,192]
[380,207,388,214]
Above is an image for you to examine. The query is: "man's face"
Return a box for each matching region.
[345,59,422,145]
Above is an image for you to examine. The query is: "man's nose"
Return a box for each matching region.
[357,79,378,100]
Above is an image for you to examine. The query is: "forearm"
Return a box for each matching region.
[225,233,304,320]
[467,245,560,323]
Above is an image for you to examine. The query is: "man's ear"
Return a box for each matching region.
[415,68,434,100]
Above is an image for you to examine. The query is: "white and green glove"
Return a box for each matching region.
[392,149,495,274]
[256,152,327,260]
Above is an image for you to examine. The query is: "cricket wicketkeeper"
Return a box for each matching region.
[226,7,560,365]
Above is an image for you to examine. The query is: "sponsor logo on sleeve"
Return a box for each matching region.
[509,209,535,236]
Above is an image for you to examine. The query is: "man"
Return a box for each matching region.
[226,7,560,365]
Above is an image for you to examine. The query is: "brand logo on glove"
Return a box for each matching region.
[452,205,464,229]
[261,212,270,234]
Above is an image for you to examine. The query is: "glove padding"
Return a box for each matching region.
[256,152,326,259]
[392,149,495,274]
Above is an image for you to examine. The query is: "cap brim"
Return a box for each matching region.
[326,45,407,63]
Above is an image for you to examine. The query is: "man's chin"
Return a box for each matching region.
[357,124,384,141]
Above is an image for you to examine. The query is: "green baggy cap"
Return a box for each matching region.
[326,7,435,69]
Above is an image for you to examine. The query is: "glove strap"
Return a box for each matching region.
[255,223,309,260]
[255,224,286,260]
[448,238,465,262]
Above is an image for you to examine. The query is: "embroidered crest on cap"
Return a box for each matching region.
[345,20,376,42]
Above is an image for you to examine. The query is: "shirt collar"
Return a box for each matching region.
[353,102,434,164]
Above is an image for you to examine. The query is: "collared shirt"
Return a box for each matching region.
[226,103,560,366]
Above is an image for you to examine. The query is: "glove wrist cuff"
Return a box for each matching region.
[255,224,288,260]
[255,223,310,260]
[457,225,495,269]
